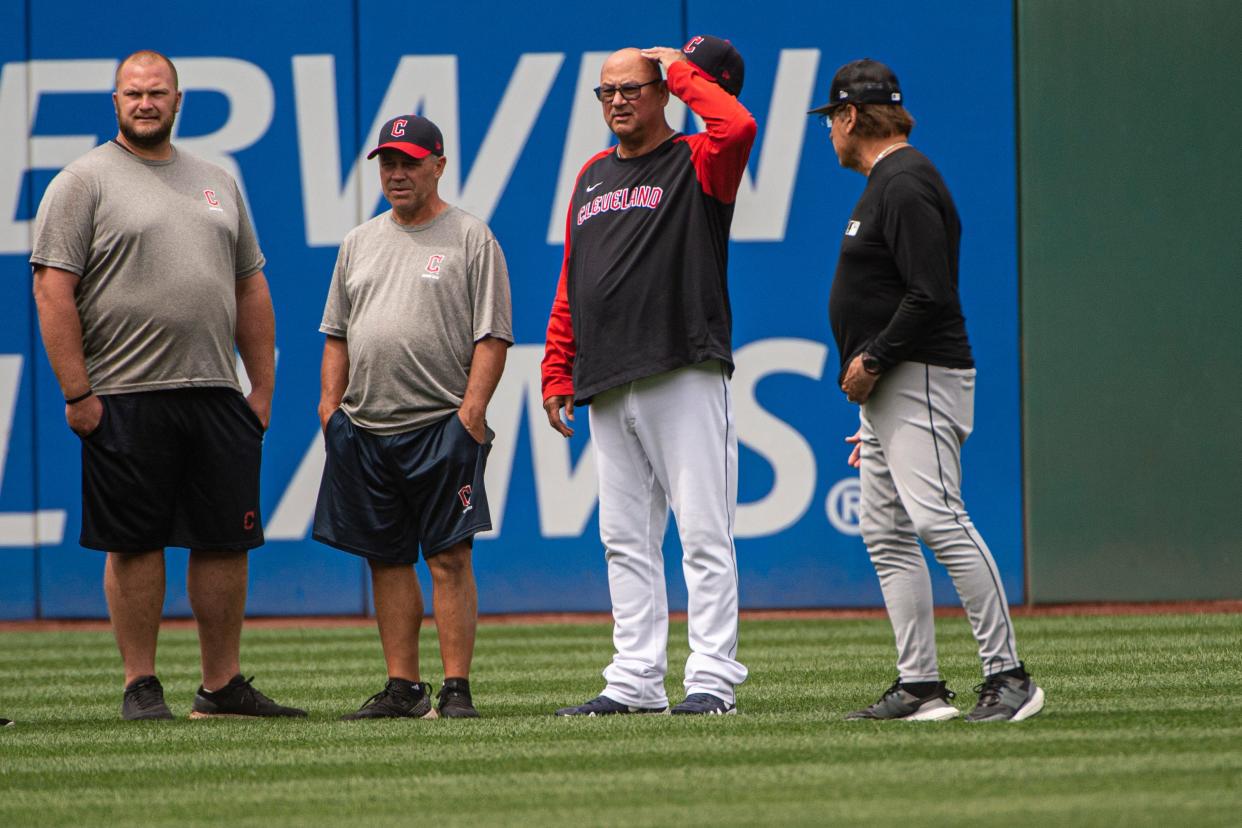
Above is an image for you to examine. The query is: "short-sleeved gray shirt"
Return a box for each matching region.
[29,142,265,394]
[321,206,514,434]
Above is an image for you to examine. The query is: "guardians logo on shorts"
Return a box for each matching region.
[457,485,473,515]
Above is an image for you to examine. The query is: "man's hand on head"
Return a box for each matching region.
[640,47,687,73]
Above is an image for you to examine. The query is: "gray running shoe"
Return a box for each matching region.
[122,675,175,721]
[190,674,307,719]
[671,693,736,715]
[845,680,959,721]
[555,695,668,716]
[965,666,1045,722]
[342,680,437,720]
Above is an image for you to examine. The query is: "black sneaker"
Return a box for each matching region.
[341,679,437,720]
[437,678,479,719]
[671,693,736,715]
[555,695,668,716]
[1,717,13,727]
[190,674,307,719]
[845,680,959,721]
[965,664,1045,722]
[122,675,175,721]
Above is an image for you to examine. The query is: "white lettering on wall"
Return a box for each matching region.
[294,53,561,247]
[0,59,115,254]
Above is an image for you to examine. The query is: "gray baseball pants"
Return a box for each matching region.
[859,361,1020,681]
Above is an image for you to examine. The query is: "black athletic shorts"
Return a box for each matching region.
[312,410,493,564]
[80,387,265,552]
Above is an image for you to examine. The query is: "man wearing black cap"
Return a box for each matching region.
[811,59,1044,722]
[542,37,755,717]
[314,114,513,720]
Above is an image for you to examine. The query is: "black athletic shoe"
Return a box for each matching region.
[555,695,669,716]
[845,680,959,721]
[190,674,307,719]
[341,679,437,720]
[1,717,13,727]
[436,678,479,719]
[965,664,1045,722]
[671,693,736,715]
[122,675,175,721]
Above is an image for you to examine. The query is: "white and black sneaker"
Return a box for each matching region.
[965,664,1045,722]
[1,717,13,727]
[845,680,959,721]
[671,693,736,715]
[555,695,668,716]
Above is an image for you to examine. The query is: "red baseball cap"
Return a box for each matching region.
[367,114,444,160]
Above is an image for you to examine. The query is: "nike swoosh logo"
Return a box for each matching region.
[586,181,604,192]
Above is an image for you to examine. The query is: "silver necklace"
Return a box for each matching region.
[872,142,910,167]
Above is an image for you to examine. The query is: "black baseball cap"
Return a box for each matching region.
[367,114,444,160]
[682,35,745,97]
[808,58,903,115]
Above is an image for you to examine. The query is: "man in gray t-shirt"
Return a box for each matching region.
[314,114,512,721]
[29,50,303,722]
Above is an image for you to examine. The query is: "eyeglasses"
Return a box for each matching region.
[593,79,662,103]
[817,106,849,130]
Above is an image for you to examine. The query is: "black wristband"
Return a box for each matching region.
[65,389,94,405]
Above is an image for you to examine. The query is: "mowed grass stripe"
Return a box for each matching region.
[2,613,1240,827]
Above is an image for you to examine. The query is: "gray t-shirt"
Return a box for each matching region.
[321,206,514,434]
[29,142,265,394]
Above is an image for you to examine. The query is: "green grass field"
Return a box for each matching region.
[2,612,1239,826]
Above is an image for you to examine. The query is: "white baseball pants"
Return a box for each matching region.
[589,360,748,707]
[859,362,1021,681]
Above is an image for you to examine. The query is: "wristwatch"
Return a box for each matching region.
[860,353,882,376]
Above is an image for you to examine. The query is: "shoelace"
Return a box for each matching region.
[438,686,469,706]
[877,680,904,703]
[973,675,1006,707]
[231,676,277,710]
[130,679,165,712]
[364,681,419,710]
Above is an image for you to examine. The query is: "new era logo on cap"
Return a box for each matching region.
[809,58,904,115]
[367,114,444,160]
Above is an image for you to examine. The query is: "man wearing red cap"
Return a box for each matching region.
[811,59,1044,722]
[543,38,755,716]
[314,114,513,720]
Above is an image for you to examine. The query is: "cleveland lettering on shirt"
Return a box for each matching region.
[542,60,757,405]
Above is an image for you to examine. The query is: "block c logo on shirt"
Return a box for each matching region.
[203,189,223,212]
[422,254,444,279]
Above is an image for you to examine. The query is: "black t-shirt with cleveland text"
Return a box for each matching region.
[828,147,973,382]
[542,60,757,405]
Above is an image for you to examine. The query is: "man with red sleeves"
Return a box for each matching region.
[542,37,755,716]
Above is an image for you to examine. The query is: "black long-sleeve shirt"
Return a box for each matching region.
[828,147,973,382]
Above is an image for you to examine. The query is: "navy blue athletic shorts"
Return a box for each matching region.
[80,388,265,552]
[312,410,493,564]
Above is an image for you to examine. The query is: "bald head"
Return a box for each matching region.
[116,50,178,91]
[601,48,661,84]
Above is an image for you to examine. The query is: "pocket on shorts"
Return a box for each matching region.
[452,412,491,446]
[79,396,108,441]
[235,392,267,433]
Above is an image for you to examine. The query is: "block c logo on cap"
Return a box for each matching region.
[391,118,407,137]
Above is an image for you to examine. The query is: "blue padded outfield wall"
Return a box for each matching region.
[0,0,1020,618]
